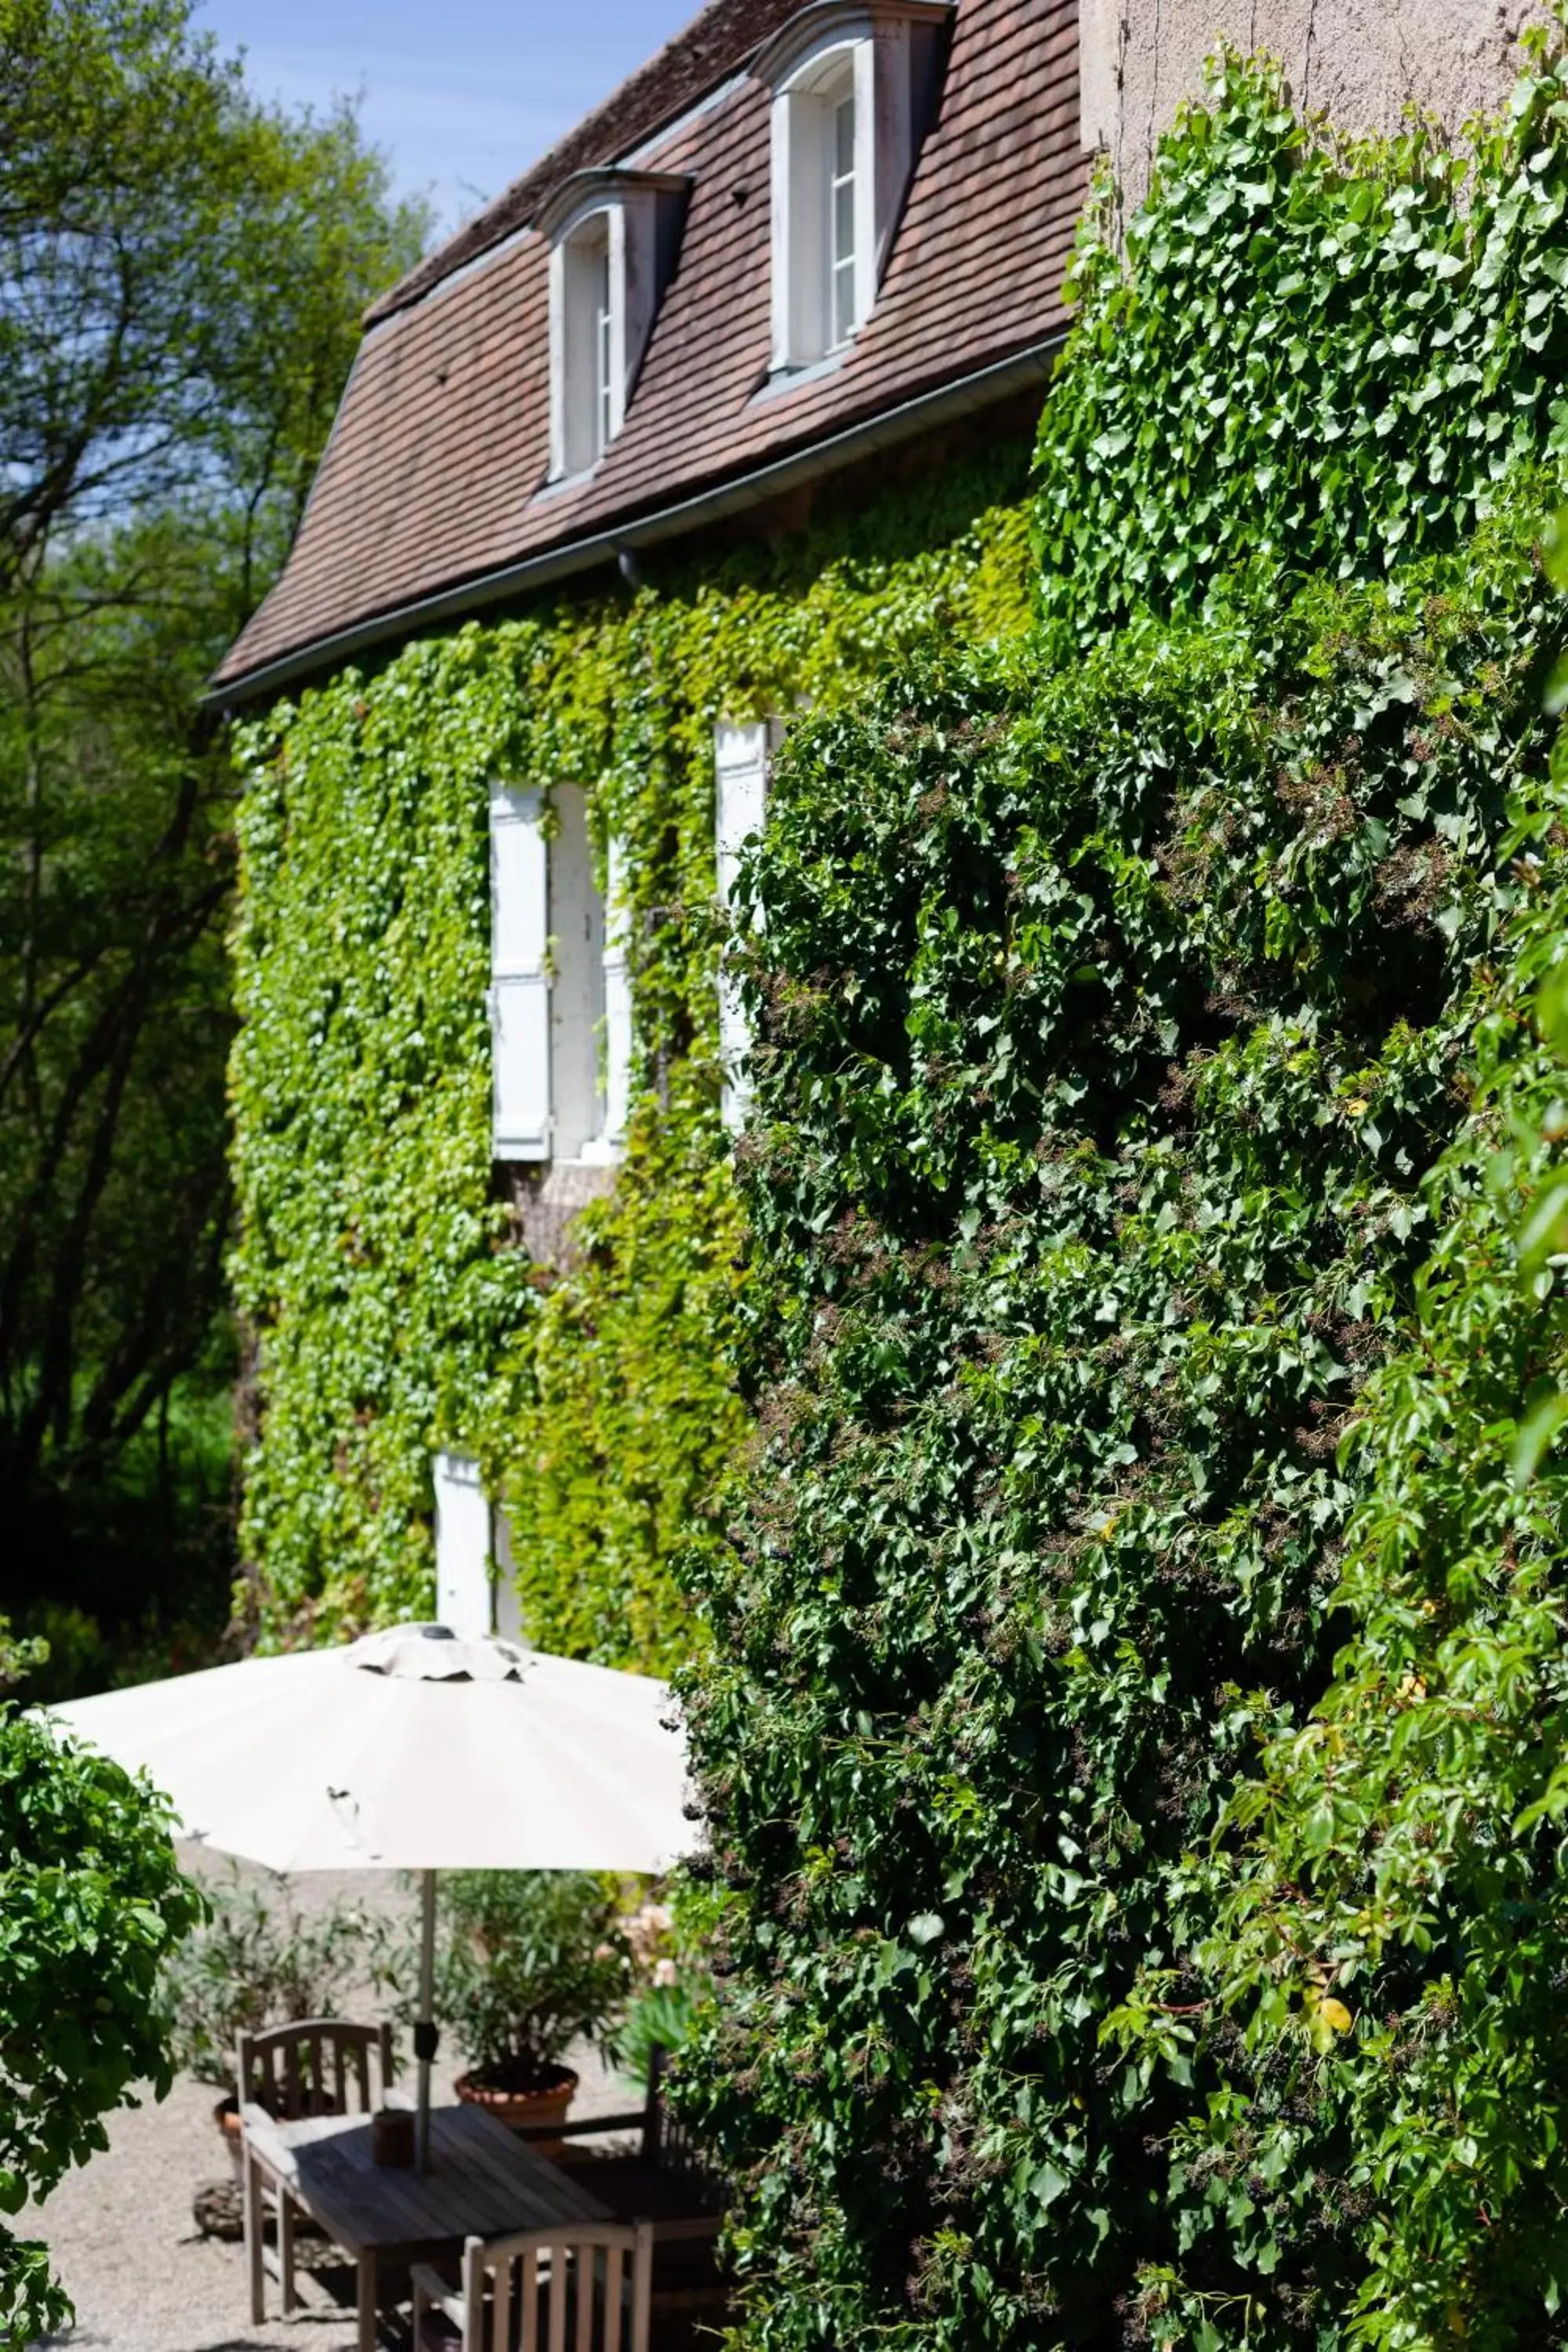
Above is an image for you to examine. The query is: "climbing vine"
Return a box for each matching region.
[229,446,1034,1651]
[1033,36,1568,644]
[673,29,1568,2350]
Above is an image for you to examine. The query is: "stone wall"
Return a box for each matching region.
[1080,0,1543,213]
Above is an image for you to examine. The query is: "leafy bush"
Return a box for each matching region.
[0,1711,201,2342]
[164,1867,405,2089]
[1186,621,1568,2340]
[614,1979,699,2087]
[420,1871,630,2090]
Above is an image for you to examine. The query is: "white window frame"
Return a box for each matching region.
[547,783,608,1166]
[543,171,689,485]
[760,2,951,376]
[551,206,623,480]
[432,1450,495,1640]
[771,38,874,369]
[492,782,630,1167]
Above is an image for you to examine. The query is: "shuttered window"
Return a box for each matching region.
[715,722,770,1132]
[489,786,550,1160]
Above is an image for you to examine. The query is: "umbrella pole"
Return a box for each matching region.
[415,1868,437,2172]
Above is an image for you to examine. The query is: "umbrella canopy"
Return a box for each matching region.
[42,1621,691,2167]
[43,1620,688,1874]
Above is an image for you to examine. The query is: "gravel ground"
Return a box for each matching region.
[24,1853,645,2352]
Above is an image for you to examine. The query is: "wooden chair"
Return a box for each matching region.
[411,2221,651,2352]
[516,2046,697,2176]
[238,2017,394,2323]
[517,2051,724,2337]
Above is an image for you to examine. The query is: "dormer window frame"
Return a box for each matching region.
[540,168,691,487]
[757,0,952,378]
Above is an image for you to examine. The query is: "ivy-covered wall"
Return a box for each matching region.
[677,38,1568,2350]
[229,447,1035,1653]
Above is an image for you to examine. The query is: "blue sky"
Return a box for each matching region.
[195,0,691,236]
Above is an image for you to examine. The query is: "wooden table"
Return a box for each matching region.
[242,2100,611,2350]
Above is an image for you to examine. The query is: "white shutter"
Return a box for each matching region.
[547,783,604,1164]
[715,722,770,1132]
[432,1451,493,1639]
[601,835,632,1149]
[490,786,550,1160]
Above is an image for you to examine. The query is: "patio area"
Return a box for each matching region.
[23,1859,655,2352]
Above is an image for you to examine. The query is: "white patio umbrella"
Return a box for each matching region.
[42,1621,690,2168]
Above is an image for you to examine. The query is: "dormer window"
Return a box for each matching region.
[560,211,614,474]
[541,169,691,484]
[759,0,951,376]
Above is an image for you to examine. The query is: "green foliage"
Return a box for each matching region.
[0,1610,48,1692]
[164,1866,405,2089]
[1033,34,1568,643]
[681,503,1566,2347]
[614,1977,700,2086]
[0,0,426,1651]
[506,1079,752,1670]
[230,446,1035,1649]
[1191,724,1568,2339]
[420,1871,629,2085]
[671,36,1568,2347]
[0,1709,202,2340]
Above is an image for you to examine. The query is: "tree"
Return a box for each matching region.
[0,1677,202,2339]
[0,0,427,1650]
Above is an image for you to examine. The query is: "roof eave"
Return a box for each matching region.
[204,334,1064,712]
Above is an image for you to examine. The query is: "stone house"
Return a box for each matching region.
[212,0,1533,1653]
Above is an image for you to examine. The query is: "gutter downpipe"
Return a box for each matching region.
[203,333,1066,711]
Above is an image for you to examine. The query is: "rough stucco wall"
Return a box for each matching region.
[1080,0,1544,212]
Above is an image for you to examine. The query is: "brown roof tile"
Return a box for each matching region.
[218,0,1084,693]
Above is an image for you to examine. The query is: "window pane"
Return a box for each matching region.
[593,246,612,459]
[829,89,855,347]
[834,92,854,179]
[833,171,855,262]
[833,257,855,348]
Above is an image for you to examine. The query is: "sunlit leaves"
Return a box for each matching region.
[0,1710,201,2339]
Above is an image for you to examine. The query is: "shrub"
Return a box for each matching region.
[164,1866,405,2089]
[420,1871,630,2090]
[1,1710,201,2340]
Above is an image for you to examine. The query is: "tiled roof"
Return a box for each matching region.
[216,0,1085,695]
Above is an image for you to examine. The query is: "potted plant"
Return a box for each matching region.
[163,1867,403,2176]
[426,1871,630,2134]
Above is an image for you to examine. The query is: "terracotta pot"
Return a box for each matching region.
[214,2092,244,2183]
[454,2063,578,2152]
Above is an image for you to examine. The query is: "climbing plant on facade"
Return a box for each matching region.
[229,451,1034,1652]
[673,30,1568,2349]
[1033,35,1568,643]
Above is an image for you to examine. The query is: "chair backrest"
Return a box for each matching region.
[463,2221,650,2352]
[235,2017,393,2121]
[639,2045,696,2177]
